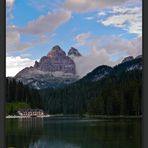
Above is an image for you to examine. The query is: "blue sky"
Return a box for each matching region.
[6,0,142,76]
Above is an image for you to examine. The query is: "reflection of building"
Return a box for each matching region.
[17,109,44,117]
[18,117,44,129]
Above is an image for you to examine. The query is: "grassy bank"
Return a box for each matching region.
[6,102,30,115]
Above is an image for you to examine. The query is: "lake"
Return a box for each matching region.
[6,117,141,148]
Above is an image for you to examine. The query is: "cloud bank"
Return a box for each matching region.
[99,6,142,36]
[74,33,142,77]
[19,10,71,35]
[64,0,129,12]
[73,49,115,77]
[6,56,35,77]
[6,26,49,53]
[6,0,15,21]
[6,10,72,53]
[6,0,15,8]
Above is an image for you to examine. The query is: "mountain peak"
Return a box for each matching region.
[52,45,62,51]
[135,55,142,59]
[122,56,134,63]
[15,45,78,89]
[68,47,81,57]
[47,45,66,58]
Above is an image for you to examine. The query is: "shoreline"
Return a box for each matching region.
[6,114,142,119]
[6,115,51,119]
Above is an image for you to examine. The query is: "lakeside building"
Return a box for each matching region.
[17,109,44,117]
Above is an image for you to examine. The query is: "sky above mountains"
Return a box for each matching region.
[6,0,142,76]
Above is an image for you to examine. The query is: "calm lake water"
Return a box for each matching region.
[6,117,141,148]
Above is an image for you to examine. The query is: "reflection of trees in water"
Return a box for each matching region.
[30,119,141,148]
[6,119,141,148]
[6,118,43,148]
[29,140,81,148]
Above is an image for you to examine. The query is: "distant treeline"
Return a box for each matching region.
[40,70,142,116]
[6,78,43,114]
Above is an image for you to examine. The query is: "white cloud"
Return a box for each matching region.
[99,7,142,36]
[64,1,142,36]
[75,32,91,46]
[6,0,15,21]
[88,35,142,57]
[84,16,94,20]
[6,26,32,52]
[64,0,129,12]
[74,33,142,77]
[6,0,15,8]
[98,11,106,16]
[6,2,72,54]
[128,36,142,56]
[6,26,20,48]
[6,26,50,53]
[73,48,115,77]
[28,0,63,11]
[19,10,71,35]
[6,56,35,77]
[20,53,32,57]
[111,6,141,14]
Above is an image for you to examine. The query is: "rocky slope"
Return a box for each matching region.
[34,45,76,74]
[15,46,79,89]
[68,47,82,58]
[80,55,142,82]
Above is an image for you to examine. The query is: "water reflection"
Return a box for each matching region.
[29,139,81,148]
[6,118,43,148]
[6,118,141,148]
[18,117,43,129]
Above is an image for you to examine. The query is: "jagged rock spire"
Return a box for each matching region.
[47,45,66,58]
[68,47,81,57]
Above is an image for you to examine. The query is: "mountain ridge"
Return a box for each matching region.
[14,45,142,89]
[79,55,142,82]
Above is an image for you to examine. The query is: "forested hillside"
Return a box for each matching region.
[40,70,142,115]
[6,78,43,114]
[6,57,142,116]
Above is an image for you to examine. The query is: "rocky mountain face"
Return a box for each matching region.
[34,45,76,74]
[15,45,79,89]
[68,47,82,58]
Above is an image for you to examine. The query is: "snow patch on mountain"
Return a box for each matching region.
[126,64,142,71]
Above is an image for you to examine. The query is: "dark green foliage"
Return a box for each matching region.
[6,102,30,115]
[39,69,142,116]
[6,78,43,111]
